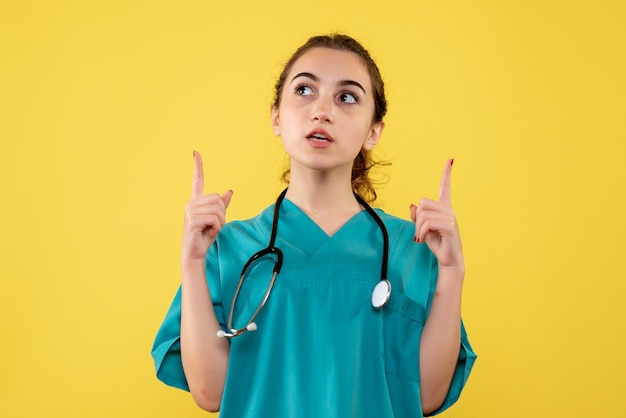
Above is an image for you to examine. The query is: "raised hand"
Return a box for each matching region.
[182,151,234,262]
[410,159,464,272]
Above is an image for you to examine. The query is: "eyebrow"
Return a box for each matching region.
[291,72,367,95]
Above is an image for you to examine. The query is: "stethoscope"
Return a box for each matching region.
[217,188,391,338]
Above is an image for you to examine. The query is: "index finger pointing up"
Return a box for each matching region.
[192,150,204,198]
[438,158,453,205]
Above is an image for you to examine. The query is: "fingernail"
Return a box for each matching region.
[410,204,416,210]
[193,150,197,158]
[450,158,454,166]
[413,236,417,243]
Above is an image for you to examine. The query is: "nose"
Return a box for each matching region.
[311,95,335,123]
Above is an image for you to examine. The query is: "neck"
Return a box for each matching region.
[284,165,361,216]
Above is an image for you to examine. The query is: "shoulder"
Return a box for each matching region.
[375,209,415,240]
[206,203,275,267]
[218,203,275,242]
[375,208,436,263]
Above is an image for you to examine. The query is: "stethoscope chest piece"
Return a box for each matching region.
[371,279,391,309]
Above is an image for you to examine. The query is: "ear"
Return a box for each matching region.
[363,121,385,151]
[270,105,281,136]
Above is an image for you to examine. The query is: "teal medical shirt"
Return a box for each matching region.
[152,199,476,417]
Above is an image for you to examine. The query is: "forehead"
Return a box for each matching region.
[287,47,372,90]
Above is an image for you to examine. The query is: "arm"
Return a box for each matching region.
[411,159,465,415]
[180,151,233,412]
[418,266,463,414]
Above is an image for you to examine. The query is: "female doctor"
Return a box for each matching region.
[152,34,476,417]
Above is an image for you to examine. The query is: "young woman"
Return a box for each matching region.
[152,34,476,417]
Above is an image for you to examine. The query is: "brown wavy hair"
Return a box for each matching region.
[272,34,388,203]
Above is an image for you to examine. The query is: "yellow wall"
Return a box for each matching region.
[1,1,624,416]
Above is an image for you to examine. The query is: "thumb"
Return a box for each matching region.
[221,189,234,209]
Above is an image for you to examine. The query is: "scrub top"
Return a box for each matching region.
[152,198,476,417]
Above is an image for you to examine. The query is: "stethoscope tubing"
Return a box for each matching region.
[219,188,390,338]
[353,193,389,282]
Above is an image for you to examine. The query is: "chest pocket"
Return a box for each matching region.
[382,291,426,382]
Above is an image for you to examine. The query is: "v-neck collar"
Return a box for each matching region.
[253,196,386,268]
[255,195,383,261]
[282,197,369,239]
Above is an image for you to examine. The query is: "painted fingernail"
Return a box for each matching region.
[450,158,454,166]
[413,236,418,243]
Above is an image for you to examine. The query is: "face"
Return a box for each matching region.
[271,47,384,176]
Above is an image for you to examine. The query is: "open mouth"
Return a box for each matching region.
[308,133,331,143]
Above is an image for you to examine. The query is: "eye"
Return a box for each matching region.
[295,85,314,96]
[339,92,358,104]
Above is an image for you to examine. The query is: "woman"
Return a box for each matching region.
[152,34,476,417]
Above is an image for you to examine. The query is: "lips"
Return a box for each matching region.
[306,129,333,143]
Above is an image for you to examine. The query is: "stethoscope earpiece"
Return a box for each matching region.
[217,323,258,338]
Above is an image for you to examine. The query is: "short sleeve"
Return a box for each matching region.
[150,286,188,390]
[150,243,226,391]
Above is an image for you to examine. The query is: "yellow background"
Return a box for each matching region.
[1,1,625,417]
